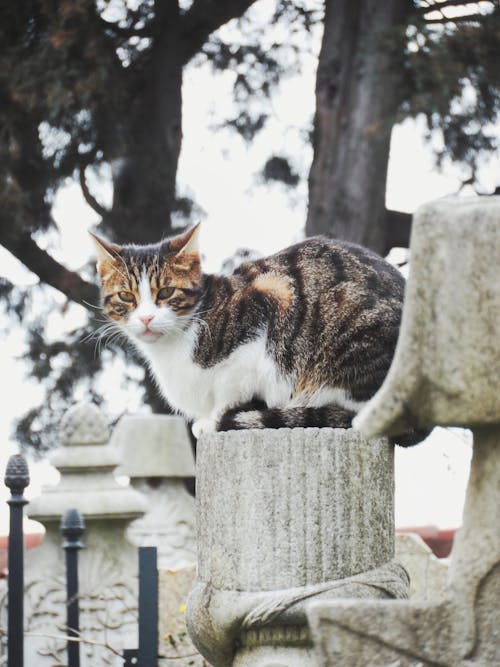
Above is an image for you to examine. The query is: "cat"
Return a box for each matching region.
[91,224,426,445]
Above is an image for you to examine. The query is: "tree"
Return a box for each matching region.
[306,0,500,254]
[1,0,499,451]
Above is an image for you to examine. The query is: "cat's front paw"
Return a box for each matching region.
[192,418,217,439]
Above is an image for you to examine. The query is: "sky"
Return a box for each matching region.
[2,1,493,537]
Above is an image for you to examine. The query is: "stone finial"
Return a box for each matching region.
[60,401,110,446]
[29,402,147,522]
[4,453,30,494]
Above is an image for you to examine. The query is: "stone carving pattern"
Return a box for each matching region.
[241,560,409,630]
[61,402,110,446]
[0,553,137,666]
[127,486,196,567]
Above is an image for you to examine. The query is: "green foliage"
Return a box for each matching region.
[402,5,500,174]
[261,156,300,187]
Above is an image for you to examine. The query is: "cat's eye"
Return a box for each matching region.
[118,291,136,303]
[157,287,175,300]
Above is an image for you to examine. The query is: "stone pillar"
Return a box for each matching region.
[24,402,147,667]
[186,427,409,667]
[112,414,197,569]
[307,196,500,666]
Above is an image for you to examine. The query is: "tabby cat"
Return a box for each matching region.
[91,224,424,445]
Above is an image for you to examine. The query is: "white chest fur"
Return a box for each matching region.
[135,328,293,421]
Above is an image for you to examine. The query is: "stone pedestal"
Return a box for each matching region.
[186,428,408,667]
[308,197,500,666]
[24,402,147,667]
[112,414,197,569]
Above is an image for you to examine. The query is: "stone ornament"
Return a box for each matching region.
[309,196,500,666]
[60,401,110,446]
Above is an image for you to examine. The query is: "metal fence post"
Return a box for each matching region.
[61,508,85,667]
[4,453,30,667]
[138,546,158,667]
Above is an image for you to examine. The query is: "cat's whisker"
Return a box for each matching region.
[80,324,114,345]
[82,299,105,312]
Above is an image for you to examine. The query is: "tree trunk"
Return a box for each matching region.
[110,4,183,243]
[306,0,412,254]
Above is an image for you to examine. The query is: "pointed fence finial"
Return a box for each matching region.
[4,454,30,496]
[61,508,86,550]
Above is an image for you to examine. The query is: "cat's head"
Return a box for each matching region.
[90,225,203,344]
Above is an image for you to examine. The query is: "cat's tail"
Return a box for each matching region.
[217,402,355,431]
[217,400,430,447]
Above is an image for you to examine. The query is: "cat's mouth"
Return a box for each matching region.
[137,329,162,343]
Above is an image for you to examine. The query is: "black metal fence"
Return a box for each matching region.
[3,453,158,667]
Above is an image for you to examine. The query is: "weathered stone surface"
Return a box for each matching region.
[186,427,408,667]
[354,196,500,437]
[127,478,197,569]
[113,414,197,569]
[310,197,500,667]
[196,428,394,591]
[60,401,110,445]
[113,415,195,478]
[395,532,448,601]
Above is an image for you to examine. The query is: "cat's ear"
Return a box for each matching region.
[88,232,123,262]
[170,224,201,258]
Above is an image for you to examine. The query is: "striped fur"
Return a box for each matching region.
[92,225,427,446]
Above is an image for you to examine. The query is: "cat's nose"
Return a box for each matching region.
[139,315,154,327]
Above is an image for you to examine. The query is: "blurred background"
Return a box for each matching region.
[1,0,499,538]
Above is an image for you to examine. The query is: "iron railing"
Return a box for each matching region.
[3,453,158,667]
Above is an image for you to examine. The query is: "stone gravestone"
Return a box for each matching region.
[112,414,203,664]
[112,414,197,569]
[186,428,409,667]
[24,402,147,667]
[307,196,500,666]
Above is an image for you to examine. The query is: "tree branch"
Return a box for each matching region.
[424,11,491,23]
[179,0,260,64]
[0,228,100,312]
[97,15,154,38]
[79,166,109,219]
[416,0,488,14]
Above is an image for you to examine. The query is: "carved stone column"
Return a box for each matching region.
[186,427,408,667]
